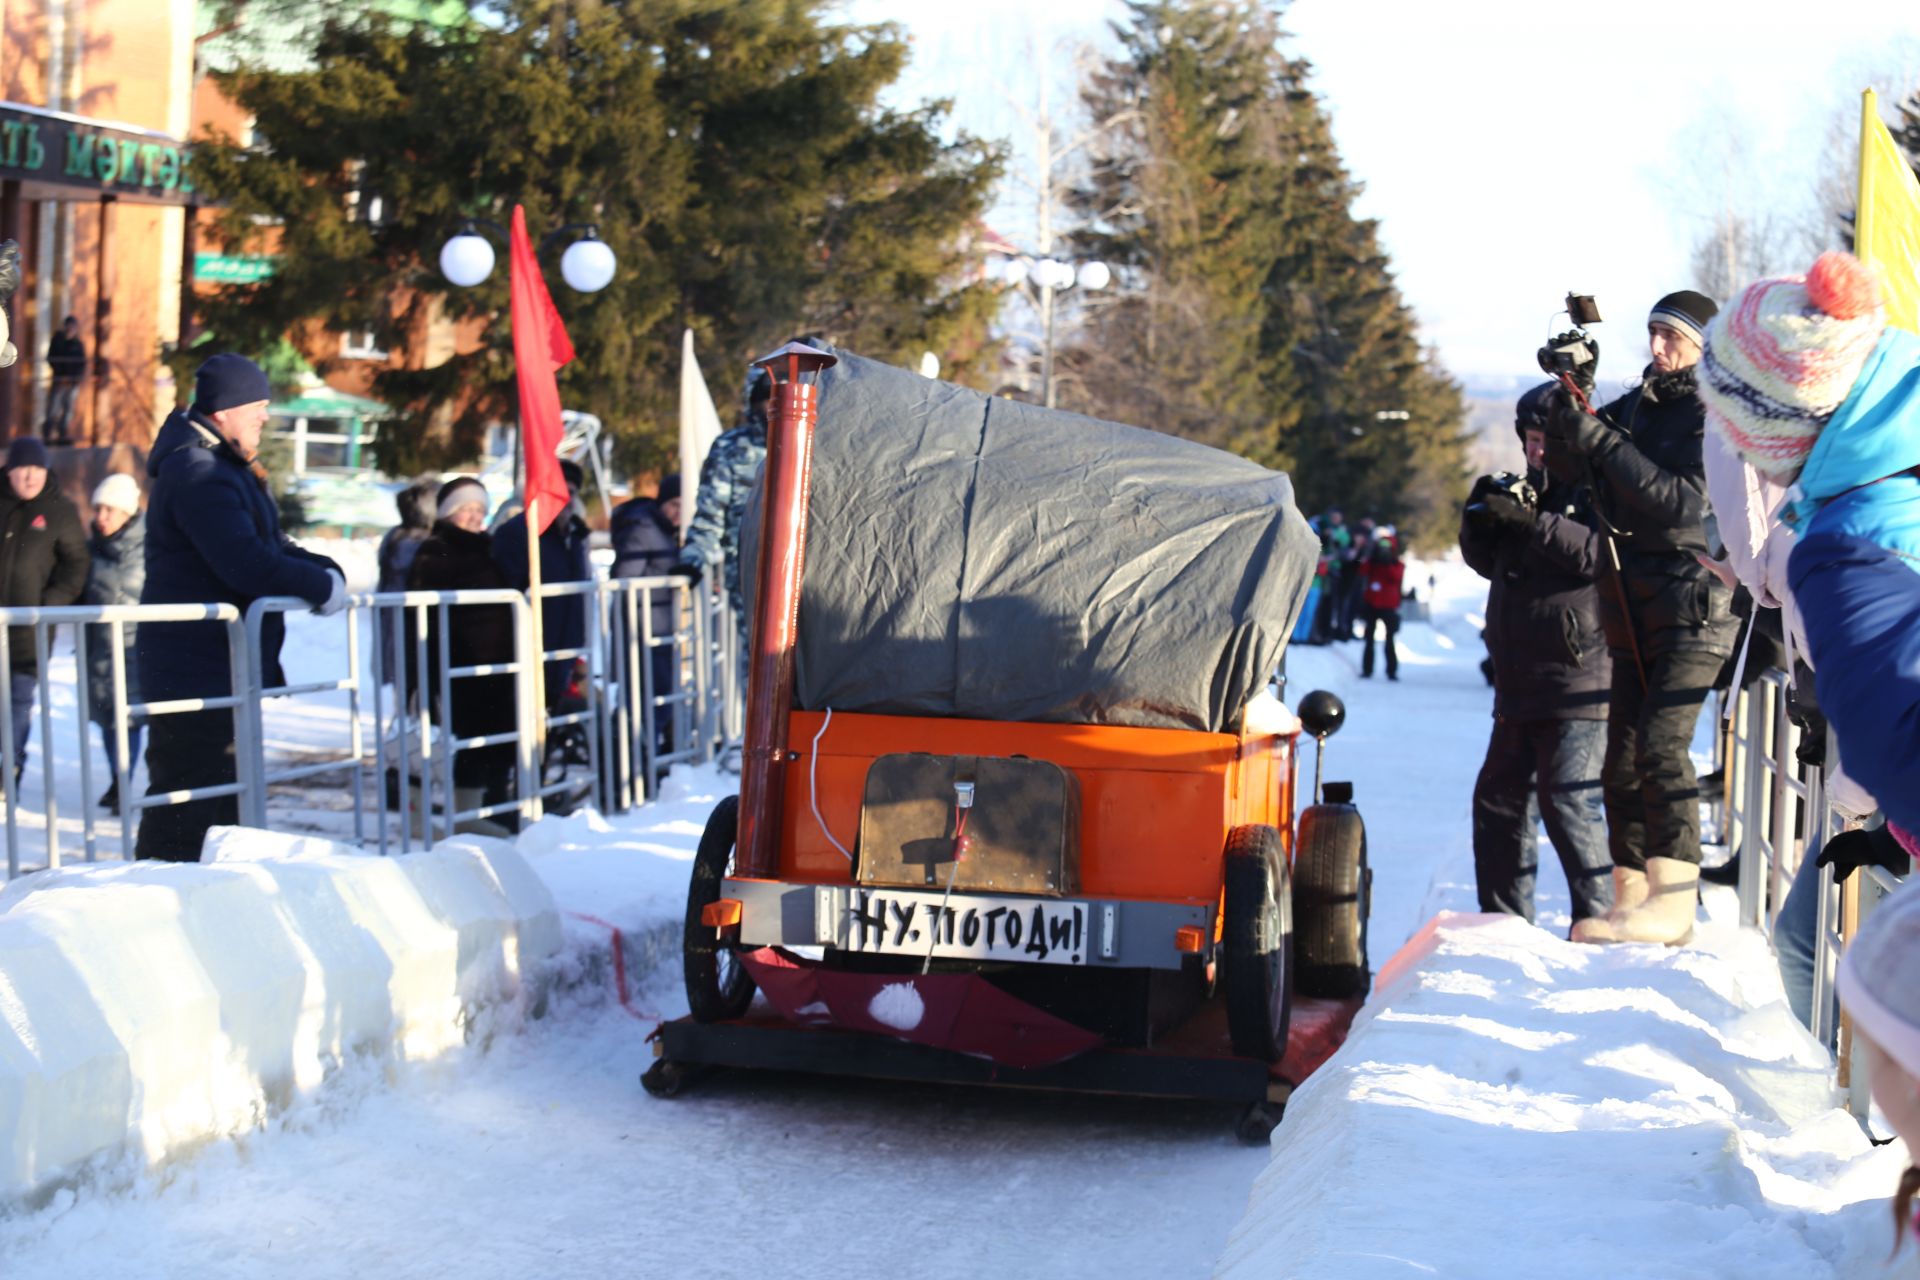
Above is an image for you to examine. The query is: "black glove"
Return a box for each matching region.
[670,562,702,585]
[1570,337,1600,398]
[1784,681,1829,769]
[1541,391,1609,484]
[1813,826,1908,884]
[1466,474,1502,506]
[1480,492,1535,533]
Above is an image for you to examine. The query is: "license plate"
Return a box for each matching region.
[838,887,1088,966]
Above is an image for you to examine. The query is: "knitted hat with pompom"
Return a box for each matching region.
[1697,252,1887,482]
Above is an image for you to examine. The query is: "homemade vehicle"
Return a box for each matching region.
[644,345,1371,1140]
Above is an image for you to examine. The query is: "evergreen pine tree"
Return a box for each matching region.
[1065,0,1466,547]
[189,0,1002,474]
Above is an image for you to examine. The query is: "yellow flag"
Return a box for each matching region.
[1858,88,1920,333]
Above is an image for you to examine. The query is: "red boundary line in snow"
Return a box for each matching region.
[566,911,660,1023]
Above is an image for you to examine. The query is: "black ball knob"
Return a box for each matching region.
[1297,690,1346,740]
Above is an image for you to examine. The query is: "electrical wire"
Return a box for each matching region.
[809,707,855,862]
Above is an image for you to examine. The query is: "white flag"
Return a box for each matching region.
[678,327,724,538]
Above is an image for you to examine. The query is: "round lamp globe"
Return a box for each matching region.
[560,238,617,293]
[1076,261,1112,291]
[439,234,496,288]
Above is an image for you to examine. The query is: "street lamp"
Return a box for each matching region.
[438,219,617,292]
[440,217,619,490]
[991,253,1111,409]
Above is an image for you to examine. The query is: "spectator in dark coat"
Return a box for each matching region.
[408,476,520,823]
[82,472,145,814]
[1461,386,1614,927]
[491,459,592,707]
[375,476,437,686]
[0,435,89,785]
[610,475,683,755]
[135,353,345,861]
[44,317,86,444]
[1547,290,1737,945]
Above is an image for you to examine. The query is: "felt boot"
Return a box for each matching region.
[1609,856,1699,945]
[1569,866,1649,944]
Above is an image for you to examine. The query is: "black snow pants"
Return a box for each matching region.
[1601,648,1723,870]
[134,707,238,862]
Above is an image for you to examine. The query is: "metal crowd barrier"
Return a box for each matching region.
[1720,667,1908,1124]
[2,580,741,881]
[1,602,254,878]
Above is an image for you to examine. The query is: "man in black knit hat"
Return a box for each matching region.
[136,353,345,861]
[1544,290,1738,946]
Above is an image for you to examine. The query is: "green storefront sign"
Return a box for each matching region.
[195,254,276,284]
[0,103,195,205]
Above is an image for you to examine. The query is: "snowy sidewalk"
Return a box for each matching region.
[1218,906,1906,1278]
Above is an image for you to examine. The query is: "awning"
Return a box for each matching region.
[269,385,388,420]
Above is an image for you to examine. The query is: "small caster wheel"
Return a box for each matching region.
[642,1060,688,1098]
[1235,1100,1284,1144]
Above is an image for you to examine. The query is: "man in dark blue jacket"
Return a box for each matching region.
[136,353,344,860]
[1461,385,1614,926]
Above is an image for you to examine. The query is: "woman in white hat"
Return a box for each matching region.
[82,472,144,814]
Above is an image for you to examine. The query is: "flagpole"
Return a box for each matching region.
[1860,89,1878,254]
[527,493,548,772]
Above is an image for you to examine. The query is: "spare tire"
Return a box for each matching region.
[1293,803,1370,999]
[1222,824,1292,1062]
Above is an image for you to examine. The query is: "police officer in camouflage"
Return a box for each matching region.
[677,367,770,636]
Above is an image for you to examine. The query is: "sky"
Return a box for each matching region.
[851,0,1920,392]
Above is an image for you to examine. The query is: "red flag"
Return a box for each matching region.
[509,204,575,535]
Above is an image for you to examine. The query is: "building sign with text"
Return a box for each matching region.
[0,102,195,205]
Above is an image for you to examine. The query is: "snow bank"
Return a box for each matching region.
[0,829,561,1204]
[1217,911,1909,1279]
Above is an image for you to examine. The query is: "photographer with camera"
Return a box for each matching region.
[1461,384,1614,927]
[1543,291,1739,946]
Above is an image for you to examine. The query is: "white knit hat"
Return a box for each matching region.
[1697,252,1886,482]
[91,472,140,513]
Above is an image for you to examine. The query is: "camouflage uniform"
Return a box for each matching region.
[679,408,768,624]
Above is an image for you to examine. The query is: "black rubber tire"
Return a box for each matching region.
[1235,1100,1285,1144]
[1293,803,1371,1000]
[640,1059,687,1098]
[684,795,757,1022]
[1222,824,1293,1062]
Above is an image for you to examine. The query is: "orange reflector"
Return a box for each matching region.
[701,898,744,928]
[1174,926,1205,954]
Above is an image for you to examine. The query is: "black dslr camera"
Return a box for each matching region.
[1536,292,1602,392]
[1465,471,1538,518]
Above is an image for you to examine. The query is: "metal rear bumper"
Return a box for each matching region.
[723,877,1213,970]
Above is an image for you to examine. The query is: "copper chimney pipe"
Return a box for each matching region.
[735,341,838,879]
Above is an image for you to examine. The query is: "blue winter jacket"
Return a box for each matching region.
[1788,532,1920,834]
[139,408,340,700]
[1783,326,1920,829]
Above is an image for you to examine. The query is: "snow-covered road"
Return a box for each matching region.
[8,557,1884,1279]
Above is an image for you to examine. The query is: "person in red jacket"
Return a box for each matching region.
[1358,532,1405,680]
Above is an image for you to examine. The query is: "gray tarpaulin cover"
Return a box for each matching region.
[748,349,1319,732]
